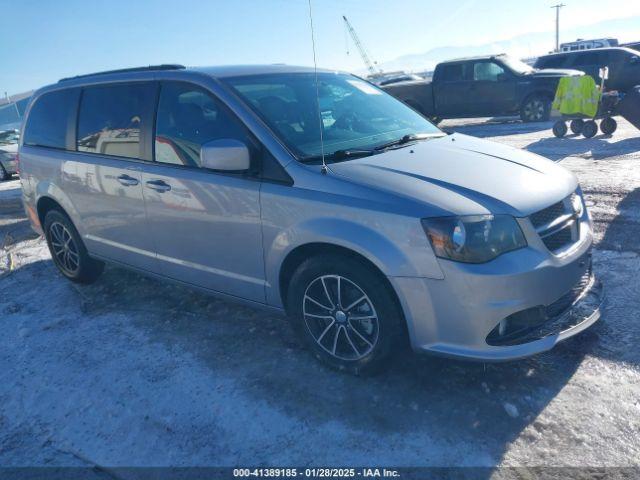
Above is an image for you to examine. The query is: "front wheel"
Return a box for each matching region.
[520,95,551,122]
[286,255,406,375]
[44,209,104,284]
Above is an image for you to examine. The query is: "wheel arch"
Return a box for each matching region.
[278,242,404,319]
[36,196,67,228]
[521,89,554,108]
[33,182,83,234]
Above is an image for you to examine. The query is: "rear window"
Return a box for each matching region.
[77,83,154,159]
[23,89,78,149]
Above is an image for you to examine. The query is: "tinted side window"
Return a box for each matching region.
[572,52,606,66]
[439,64,469,81]
[155,82,249,167]
[473,62,505,81]
[536,56,567,68]
[77,83,153,159]
[23,89,78,149]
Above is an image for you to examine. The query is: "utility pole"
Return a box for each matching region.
[551,4,566,52]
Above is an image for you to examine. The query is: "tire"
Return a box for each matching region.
[286,254,406,375]
[520,95,551,122]
[570,119,584,135]
[582,120,598,138]
[0,163,9,181]
[552,121,568,138]
[43,209,104,284]
[600,117,617,135]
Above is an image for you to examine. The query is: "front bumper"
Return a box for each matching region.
[390,234,603,361]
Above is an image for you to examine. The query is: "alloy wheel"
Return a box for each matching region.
[524,99,545,121]
[49,221,80,275]
[302,274,379,361]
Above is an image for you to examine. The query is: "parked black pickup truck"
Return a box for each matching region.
[383,54,581,123]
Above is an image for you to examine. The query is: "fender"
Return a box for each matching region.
[264,217,444,308]
[35,181,85,236]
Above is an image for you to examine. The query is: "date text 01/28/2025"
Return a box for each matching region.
[232,468,400,478]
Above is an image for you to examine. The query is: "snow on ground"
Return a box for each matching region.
[0,118,639,471]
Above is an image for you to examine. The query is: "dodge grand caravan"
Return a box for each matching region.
[19,64,603,373]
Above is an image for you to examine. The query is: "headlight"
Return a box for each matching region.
[421,215,527,263]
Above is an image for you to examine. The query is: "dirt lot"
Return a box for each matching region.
[1,118,639,470]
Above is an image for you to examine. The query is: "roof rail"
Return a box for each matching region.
[58,64,186,82]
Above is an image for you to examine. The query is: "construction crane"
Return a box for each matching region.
[342,15,382,75]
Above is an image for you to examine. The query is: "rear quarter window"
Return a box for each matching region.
[23,89,79,149]
[438,63,470,82]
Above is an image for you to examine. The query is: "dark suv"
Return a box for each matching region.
[534,47,640,92]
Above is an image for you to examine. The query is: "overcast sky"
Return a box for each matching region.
[3,0,640,95]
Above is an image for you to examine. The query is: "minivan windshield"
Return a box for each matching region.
[224,72,443,162]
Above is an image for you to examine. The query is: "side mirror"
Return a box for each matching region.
[497,72,508,82]
[631,56,640,65]
[200,139,250,172]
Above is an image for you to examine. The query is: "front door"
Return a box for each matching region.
[141,81,265,302]
[469,60,517,116]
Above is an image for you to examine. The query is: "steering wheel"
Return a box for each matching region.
[333,112,361,131]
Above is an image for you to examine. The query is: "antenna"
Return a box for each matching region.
[307,0,328,174]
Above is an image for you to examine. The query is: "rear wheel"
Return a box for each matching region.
[600,117,617,135]
[520,95,551,122]
[582,120,598,138]
[570,119,584,135]
[44,209,104,284]
[552,121,568,138]
[286,254,406,375]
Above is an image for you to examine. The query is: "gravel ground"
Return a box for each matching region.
[0,117,639,472]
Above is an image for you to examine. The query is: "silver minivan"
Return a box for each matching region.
[19,64,602,373]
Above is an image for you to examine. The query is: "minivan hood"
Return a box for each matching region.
[329,133,577,217]
[528,68,584,77]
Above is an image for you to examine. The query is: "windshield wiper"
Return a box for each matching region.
[373,133,440,151]
[299,149,375,164]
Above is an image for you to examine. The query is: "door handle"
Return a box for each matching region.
[145,180,171,192]
[117,174,139,186]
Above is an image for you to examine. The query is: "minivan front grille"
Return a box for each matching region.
[530,193,580,254]
[530,199,566,229]
[542,224,573,251]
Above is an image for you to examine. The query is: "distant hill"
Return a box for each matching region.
[374,15,640,74]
